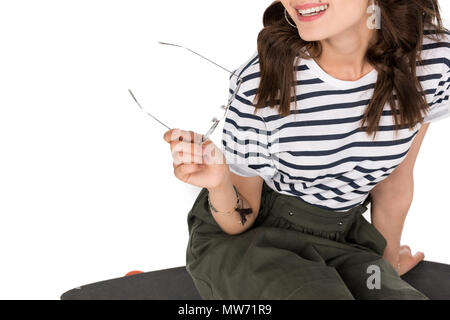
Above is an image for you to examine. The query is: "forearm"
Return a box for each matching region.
[370,191,413,267]
[207,174,257,235]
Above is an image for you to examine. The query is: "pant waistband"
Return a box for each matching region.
[262,183,372,239]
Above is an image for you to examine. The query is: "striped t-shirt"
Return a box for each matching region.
[222,31,450,212]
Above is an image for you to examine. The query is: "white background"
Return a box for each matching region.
[0,0,449,299]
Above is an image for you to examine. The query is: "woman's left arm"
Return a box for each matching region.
[370,122,430,275]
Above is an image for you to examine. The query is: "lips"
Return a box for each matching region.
[294,2,329,10]
[291,2,329,23]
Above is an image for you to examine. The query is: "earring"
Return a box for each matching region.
[284,8,297,28]
[367,0,381,29]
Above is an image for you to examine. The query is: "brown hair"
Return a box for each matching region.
[253,0,447,139]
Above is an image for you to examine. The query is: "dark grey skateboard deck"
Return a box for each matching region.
[61,260,450,300]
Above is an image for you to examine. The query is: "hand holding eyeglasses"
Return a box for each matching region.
[163,128,231,190]
[130,41,244,190]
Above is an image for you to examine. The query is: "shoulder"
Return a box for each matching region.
[419,28,450,74]
[422,27,450,48]
[230,50,261,100]
[228,50,275,120]
[418,28,450,123]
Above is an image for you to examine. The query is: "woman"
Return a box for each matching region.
[164,0,449,299]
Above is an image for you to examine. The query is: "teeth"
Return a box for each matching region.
[298,4,328,16]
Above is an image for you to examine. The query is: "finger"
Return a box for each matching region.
[174,164,203,182]
[165,129,203,144]
[184,131,203,144]
[164,128,188,143]
[201,139,213,149]
[170,141,204,165]
[413,251,425,262]
[163,129,177,143]
[173,152,204,165]
[173,162,205,169]
[170,141,203,157]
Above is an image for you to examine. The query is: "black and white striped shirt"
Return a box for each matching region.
[222,31,450,212]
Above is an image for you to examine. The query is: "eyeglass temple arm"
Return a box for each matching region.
[157,41,244,142]
[157,41,244,83]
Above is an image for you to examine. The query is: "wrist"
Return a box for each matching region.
[207,167,232,194]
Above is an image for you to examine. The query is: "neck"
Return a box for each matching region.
[314,21,377,81]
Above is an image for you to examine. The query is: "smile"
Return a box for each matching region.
[297,4,329,16]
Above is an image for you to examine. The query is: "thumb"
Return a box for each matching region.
[413,251,425,263]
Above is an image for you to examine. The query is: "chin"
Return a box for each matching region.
[298,30,328,42]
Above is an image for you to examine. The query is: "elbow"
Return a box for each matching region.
[224,230,243,236]
[222,227,245,236]
[371,176,414,211]
[224,213,258,236]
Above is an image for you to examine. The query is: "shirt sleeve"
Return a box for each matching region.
[221,75,277,179]
[423,66,450,124]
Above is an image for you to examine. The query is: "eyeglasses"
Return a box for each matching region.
[128,41,244,143]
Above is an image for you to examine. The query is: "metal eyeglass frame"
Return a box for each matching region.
[128,41,244,143]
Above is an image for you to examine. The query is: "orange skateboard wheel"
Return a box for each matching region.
[125,270,144,277]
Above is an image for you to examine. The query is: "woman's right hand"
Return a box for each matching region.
[163,128,231,190]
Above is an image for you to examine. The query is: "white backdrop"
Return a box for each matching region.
[0,0,449,299]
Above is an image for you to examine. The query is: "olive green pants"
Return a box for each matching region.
[185,183,429,300]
